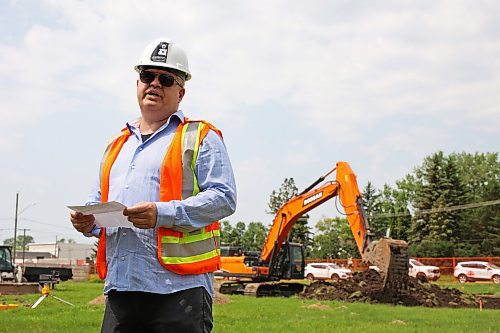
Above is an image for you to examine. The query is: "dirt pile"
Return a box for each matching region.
[88,294,105,305]
[300,270,500,309]
[214,290,231,305]
[213,279,231,305]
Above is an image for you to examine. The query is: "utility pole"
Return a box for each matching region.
[13,192,19,264]
[11,193,35,264]
[20,228,31,264]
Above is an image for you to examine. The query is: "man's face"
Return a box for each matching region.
[136,68,185,121]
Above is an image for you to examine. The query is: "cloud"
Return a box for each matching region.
[2,1,499,133]
[0,0,499,242]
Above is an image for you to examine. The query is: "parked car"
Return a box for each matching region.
[454,261,500,284]
[304,263,352,282]
[408,259,441,282]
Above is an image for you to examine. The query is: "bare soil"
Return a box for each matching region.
[88,294,105,305]
[214,279,231,304]
[300,270,500,309]
[214,289,231,305]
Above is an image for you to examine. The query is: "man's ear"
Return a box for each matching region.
[178,88,185,102]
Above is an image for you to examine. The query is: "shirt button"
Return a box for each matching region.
[139,147,143,151]
[125,184,129,189]
[120,256,125,261]
[122,232,127,237]
[131,165,136,169]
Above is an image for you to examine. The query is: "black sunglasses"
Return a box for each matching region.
[139,71,183,88]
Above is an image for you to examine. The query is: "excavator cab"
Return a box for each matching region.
[0,246,15,282]
[269,242,305,280]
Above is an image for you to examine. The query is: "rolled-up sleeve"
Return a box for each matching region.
[156,130,237,231]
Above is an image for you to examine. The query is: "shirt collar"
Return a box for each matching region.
[126,110,185,134]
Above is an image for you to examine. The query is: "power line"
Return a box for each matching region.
[368,199,500,219]
[20,218,75,230]
[0,228,77,236]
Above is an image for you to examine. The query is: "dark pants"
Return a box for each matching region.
[101,287,213,333]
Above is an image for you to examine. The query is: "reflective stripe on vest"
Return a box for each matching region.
[161,227,221,258]
[181,122,202,199]
[95,119,222,279]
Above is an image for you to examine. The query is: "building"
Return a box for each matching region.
[14,251,55,261]
[18,242,97,281]
[27,243,94,260]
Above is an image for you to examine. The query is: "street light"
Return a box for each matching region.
[17,202,36,216]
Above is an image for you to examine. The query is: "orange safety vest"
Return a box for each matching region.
[96,119,222,279]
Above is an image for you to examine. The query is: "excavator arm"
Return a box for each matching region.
[335,162,409,289]
[261,162,373,264]
[261,161,409,289]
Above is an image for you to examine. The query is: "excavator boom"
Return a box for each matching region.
[218,161,409,295]
[260,180,339,263]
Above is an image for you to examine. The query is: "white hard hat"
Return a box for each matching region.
[134,38,191,81]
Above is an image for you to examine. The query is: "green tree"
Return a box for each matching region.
[289,215,313,258]
[267,178,298,214]
[385,184,412,240]
[241,222,267,251]
[3,235,34,250]
[453,152,500,256]
[220,221,267,251]
[368,182,413,241]
[310,217,356,259]
[267,177,311,248]
[355,151,499,257]
[57,238,76,244]
[362,181,381,217]
[220,220,234,246]
[234,222,246,245]
[220,220,245,246]
[361,181,385,237]
[408,152,465,256]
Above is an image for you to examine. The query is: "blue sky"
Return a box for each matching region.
[0,0,499,244]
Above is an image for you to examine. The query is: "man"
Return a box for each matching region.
[70,38,237,333]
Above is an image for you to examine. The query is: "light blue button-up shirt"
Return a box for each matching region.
[87,110,237,299]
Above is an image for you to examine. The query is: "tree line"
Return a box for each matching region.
[221,152,499,259]
[3,236,77,249]
[6,152,496,260]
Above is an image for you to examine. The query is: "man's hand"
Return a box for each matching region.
[70,211,95,233]
[123,202,157,229]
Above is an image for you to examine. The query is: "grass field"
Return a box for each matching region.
[0,280,498,333]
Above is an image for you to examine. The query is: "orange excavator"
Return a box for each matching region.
[217,161,409,296]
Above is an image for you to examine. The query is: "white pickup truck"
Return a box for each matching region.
[408,259,440,282]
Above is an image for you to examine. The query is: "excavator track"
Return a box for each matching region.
[220,281,304,297]
[364,238,409,291]
[219,281,246,295]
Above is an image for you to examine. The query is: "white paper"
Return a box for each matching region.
[68,201,133,228]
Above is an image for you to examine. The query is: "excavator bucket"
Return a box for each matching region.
[363,238,409,291]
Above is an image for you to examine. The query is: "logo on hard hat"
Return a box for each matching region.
[151,42,169,63]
